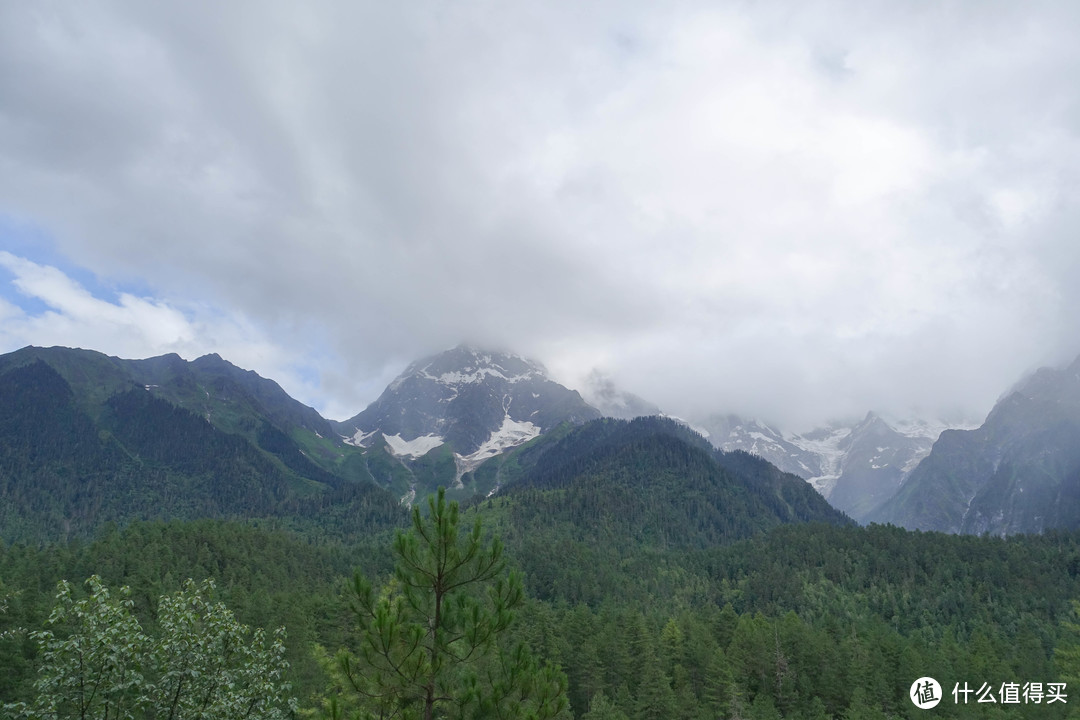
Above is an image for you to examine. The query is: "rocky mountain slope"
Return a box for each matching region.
[696,412,946,521]
[869,354,1080,534]
[333,345,601,487]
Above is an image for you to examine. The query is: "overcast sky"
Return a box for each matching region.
[2,1,1079,429]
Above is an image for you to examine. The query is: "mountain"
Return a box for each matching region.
[823,413,940,519]
[488,415,853,534]
[0,345,338,446]
[869,354,1080,535]
[333,345,601,498]
[3,344,849,545]
[472,416,852,602]
[0,346,404,543]
[698,412,945,521]
[697,415,826,480]
[127,351,338,440]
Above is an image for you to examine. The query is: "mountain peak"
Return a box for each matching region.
[336,346,600,461]
[848,411,892,438]
[390,346,546,394]
[192,353,246,373]
[871,353,1080,535]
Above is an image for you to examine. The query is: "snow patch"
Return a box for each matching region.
[455,415,541,474]
[438,369,506,384]
[790,426,851,497]
[436,367,536,386]
[345,429,379,447]
[383,433,445,458]
[900,454,925,473]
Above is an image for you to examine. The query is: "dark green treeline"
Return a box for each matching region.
[4,517,1080,718]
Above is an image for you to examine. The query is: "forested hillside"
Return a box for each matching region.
[0,350,408,544]
[4,503,1080,718]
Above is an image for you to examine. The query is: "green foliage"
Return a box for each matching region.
[462,419,847,609]
[0,352,407,545]
[579,692,627,720]
[359,442,415,499]
[4,575,295,719]
[1053,600,1080,704]
[148,580,295,719]
[19,577,147,719]
[407,444,460,501]
[329,489,569,720]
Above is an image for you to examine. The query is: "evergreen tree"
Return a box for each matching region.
[1054,600,1080,705]
[703,647,735,720]
[842,687,887,720]
[580,692,628,720]
[746,693,781,720]
[333,488,568,720]
[631,644,676,720]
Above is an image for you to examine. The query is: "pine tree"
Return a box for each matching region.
[632,643,676,720]
[703,647,735,719]
[1054,600,1080,703]
[580,691,629,720]
[333,488,569,720]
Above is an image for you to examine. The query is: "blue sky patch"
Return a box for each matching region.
[0,214,153,315]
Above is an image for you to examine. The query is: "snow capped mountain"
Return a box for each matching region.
[325,343,966,517]
[333,345,601,472]
[697,411,951,520]
[697,414,828,480]
[823,412,942,519]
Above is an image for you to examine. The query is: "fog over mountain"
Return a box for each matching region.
[3,2,1080,429]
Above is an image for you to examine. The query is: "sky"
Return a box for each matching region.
[2,1,1080,430]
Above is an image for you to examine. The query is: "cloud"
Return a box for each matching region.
[0,251,368,417]
[0,251,191,349]
[2,1,1080,428]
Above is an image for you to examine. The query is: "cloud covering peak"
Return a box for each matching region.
[2,1,1079,428]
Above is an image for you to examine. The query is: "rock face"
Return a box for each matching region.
[823,413,940,520]
[697,415,826,480]
[869,355,1080,535]
[334,345,601,468]
[698,412,943,521]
